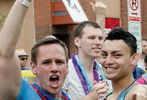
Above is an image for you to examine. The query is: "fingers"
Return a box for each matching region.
[92,81,106,91]
[89,1,107,12]
[132,93,137,100]
[93,80,97,86]
[95,2,107,8]
[132,93,147,100]
[92,81,109,97]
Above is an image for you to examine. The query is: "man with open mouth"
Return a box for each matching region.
[0,0,70,100]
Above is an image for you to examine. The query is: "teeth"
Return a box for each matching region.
[51,76,58,78]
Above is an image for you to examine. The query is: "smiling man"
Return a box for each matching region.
[100,27,147,100]
[63,21,110,100]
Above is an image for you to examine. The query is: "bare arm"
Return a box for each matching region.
[0,0,32,99]
[90,1,107,34]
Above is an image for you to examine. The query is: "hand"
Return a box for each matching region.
[91,81,109,100]
[90,1,107,12]
[132,93,147,100]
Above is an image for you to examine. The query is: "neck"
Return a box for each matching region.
[78,52,95,72]
[36,82,62,100]
[111,75,134,94]
[50,92,62,99]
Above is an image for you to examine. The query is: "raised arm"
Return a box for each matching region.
[0,0,32,99]
[90,1,107,33]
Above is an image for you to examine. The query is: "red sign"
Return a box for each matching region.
[129,0,139,11]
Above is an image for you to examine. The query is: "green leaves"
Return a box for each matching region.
[0,13,6,25]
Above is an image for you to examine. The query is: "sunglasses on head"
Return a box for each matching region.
[20,58,28,61]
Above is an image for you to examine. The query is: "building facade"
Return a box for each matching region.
[0,0,146,58]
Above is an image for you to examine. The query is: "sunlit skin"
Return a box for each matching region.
[31,44,68,99]
[100,40,137,81]
[100,39,147,100]
[75,25,104,59]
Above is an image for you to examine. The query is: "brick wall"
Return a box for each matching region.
[34,0,97,57]
[121,0,147,39]
[34,0,52,41]
[141,0,147,39]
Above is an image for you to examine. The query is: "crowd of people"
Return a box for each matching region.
[0,0,147,100]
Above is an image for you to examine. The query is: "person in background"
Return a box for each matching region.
[100,27,147,100]
[145,54,147,71]
[0,0,70,100]
[138,39,147,70]
[15,49,30,70]
[63,20,110,100]
[136,55,147,84]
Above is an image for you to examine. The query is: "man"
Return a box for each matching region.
[63,21,109,100]
[138,39,147,70]
[0,0,70,100]
[15,49,30,70]
[136,55,147,84]
[100,27,147,100]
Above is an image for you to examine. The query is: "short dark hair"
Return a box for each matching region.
[145,55,147,63]
[142,39,147,41]
[74,21,101,38]
[106,27,137,55]
[31,36,68,64]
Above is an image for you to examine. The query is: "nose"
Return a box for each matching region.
[95,38,103,46]
[104,55,114,65]
[50,62,59,73]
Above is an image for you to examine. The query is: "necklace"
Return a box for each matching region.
[105,80,138,100]
[117,80,137,100]
[31,83,71,100]
[72,54,104,95]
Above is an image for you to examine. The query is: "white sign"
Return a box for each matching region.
[128,21,142,53]
[62,0,88,23]
[104,28,111,38]
[128,0,141,22]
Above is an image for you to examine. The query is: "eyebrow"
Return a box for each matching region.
[101,50,122,54]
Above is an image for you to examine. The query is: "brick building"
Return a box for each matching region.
[0,0,147,58]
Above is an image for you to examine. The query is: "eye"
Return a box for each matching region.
[98,36,104,41]
[88,36,95,40]
[101,52,108,58]
[56,60,65,65]
[113,54,121,58]
[42,60,51,64]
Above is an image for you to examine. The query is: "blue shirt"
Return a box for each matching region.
[16,78,41,100]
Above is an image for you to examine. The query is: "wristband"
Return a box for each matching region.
[17,0,30,7]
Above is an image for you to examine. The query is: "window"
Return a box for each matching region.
[53,11,67,16]
[52,0,60,2]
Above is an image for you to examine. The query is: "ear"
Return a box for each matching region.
[30,61,37,75]
[131,53,139,67]
[66,64,69,75]
[74,37,81,48]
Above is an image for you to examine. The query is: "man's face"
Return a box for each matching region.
[19,55,28,69]
[75,25,104,59]
[31,44,68,98]
[100,40,137,81]
[142,40,147,54]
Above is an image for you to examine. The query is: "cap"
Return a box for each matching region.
[15,49,29,57]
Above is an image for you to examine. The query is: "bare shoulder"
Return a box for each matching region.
[126,84,147,100]
[132,84,147,95]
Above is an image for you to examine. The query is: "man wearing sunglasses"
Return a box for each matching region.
[16,49,30,70]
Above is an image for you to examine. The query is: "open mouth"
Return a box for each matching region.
[49,75,60,88]
[50,75,59,82]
